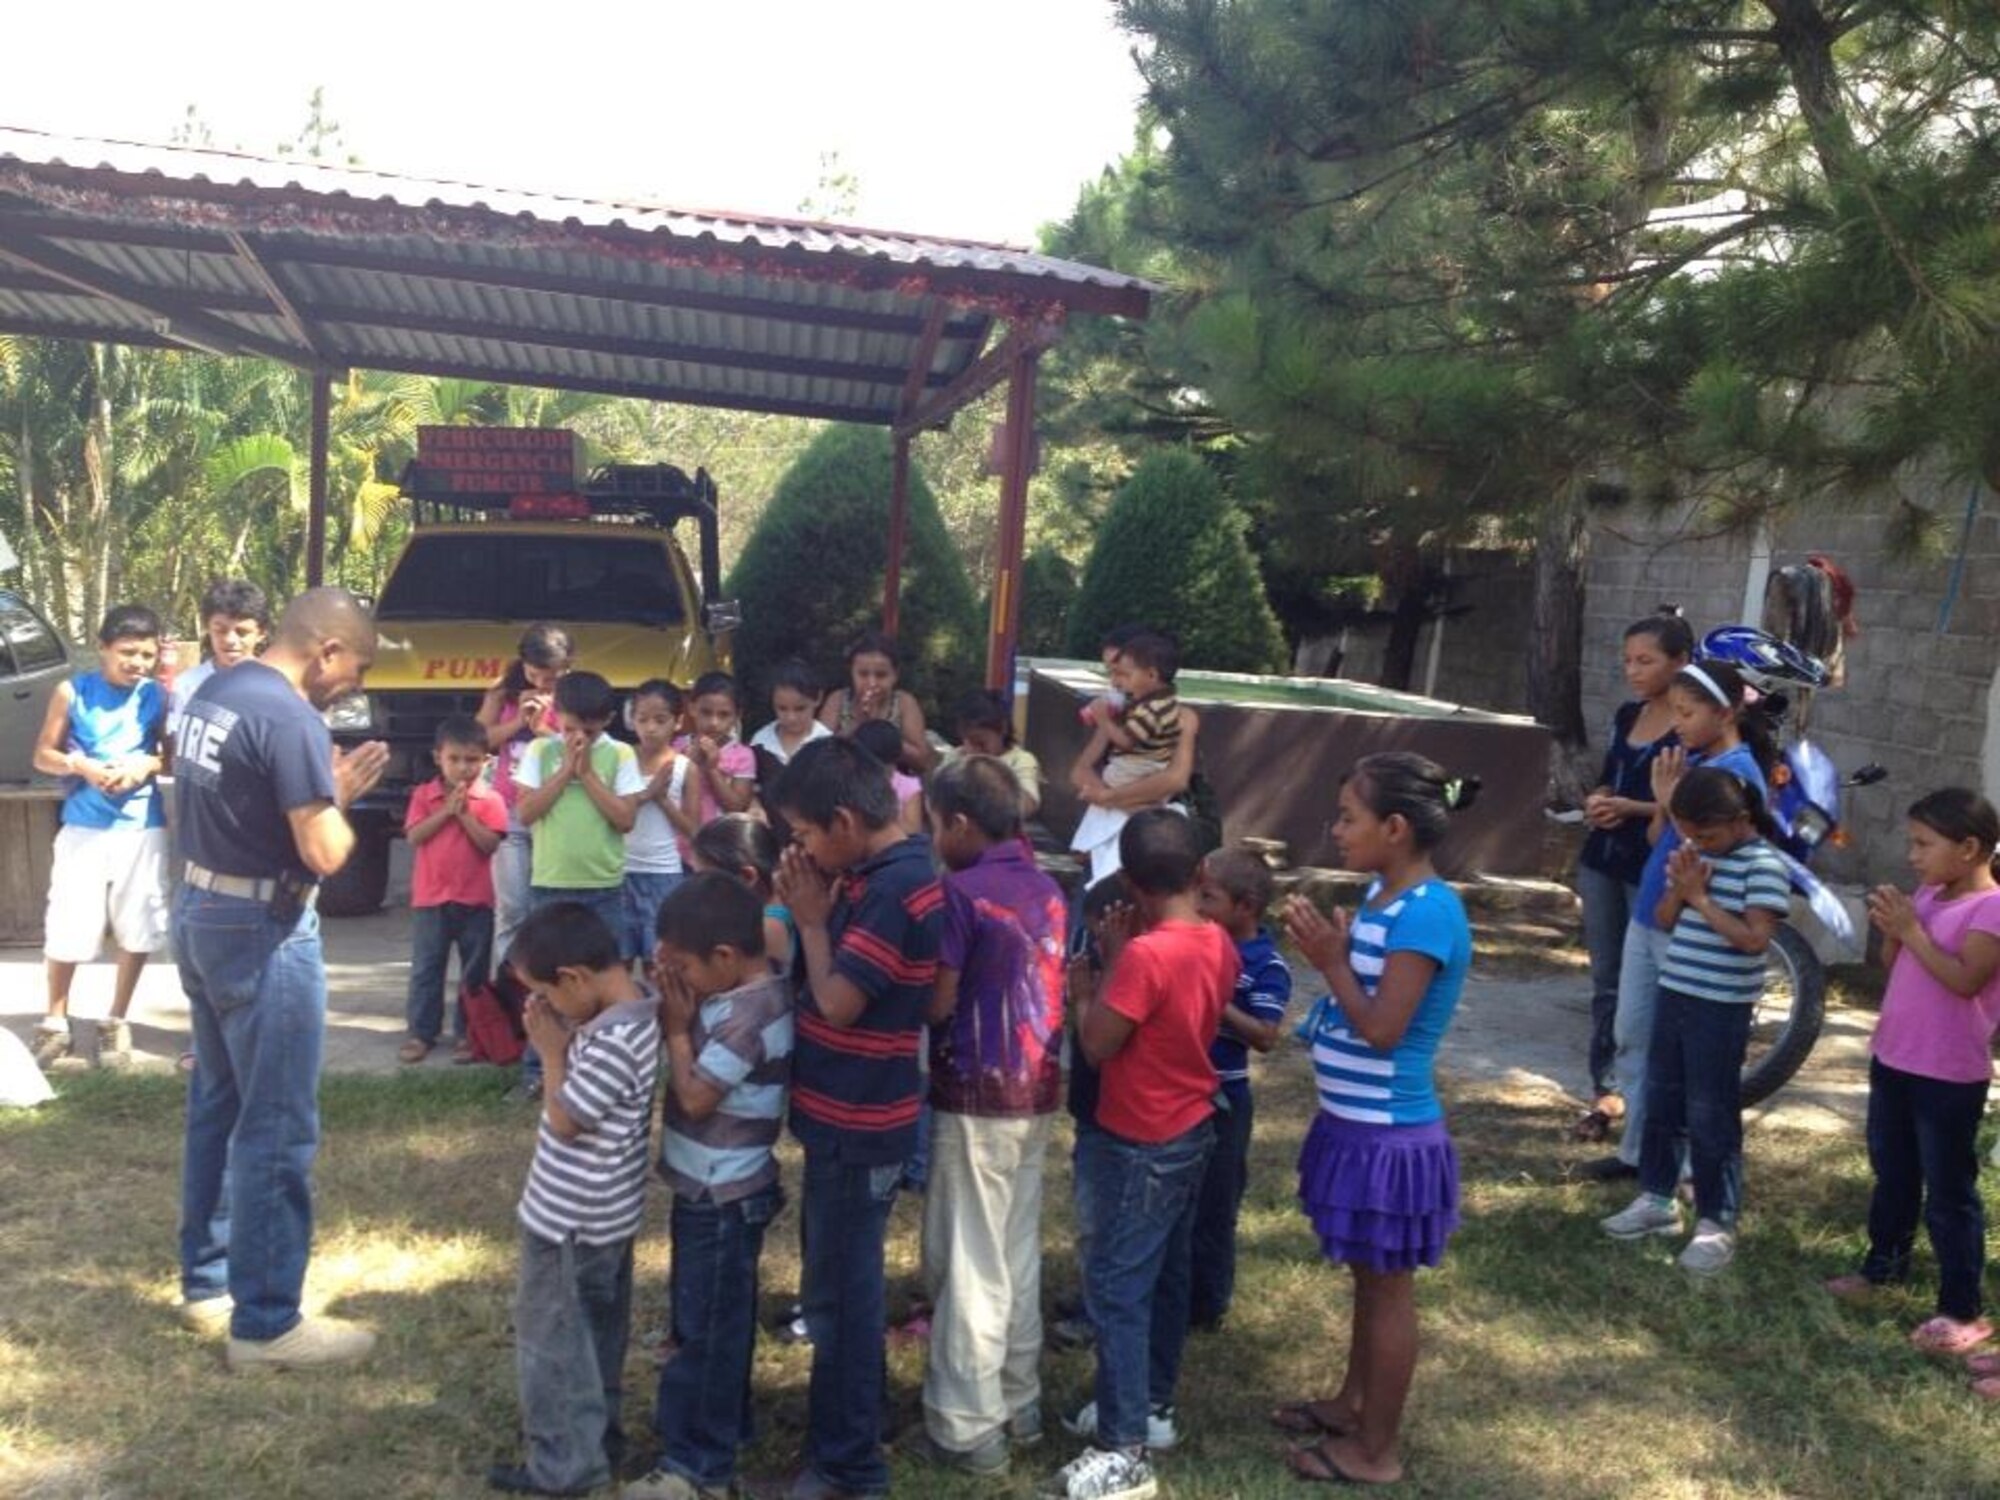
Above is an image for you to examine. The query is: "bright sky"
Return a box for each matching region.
[6,2,1145,246]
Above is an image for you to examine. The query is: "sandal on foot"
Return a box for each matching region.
[451,1040,478,1065]
[1823,1274,1877,1302]
[1270,1402,1354,1438]
[1969,1352,2000,1377]
[397,1037,433,1065]
[1286,1437,1399,1486]
[1911,1316,1993,1356]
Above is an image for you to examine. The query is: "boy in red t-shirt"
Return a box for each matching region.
[1045,809,1239,1500]
[401,715,507,1063]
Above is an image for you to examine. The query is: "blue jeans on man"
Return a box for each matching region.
[1189,1080,1254,1329]
[176,885,326,1341]
[653,1184,783,1488]
[1080,1116,1215,1450]
[519,885,625,1088]
[515,1229,634,1494]
[1639,989,1752,1227]
[406,901,494,1044]
[798,1151,904,1495]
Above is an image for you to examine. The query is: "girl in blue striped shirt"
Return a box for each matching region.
[1601,768,1789,1275]
[1274,752,1477,1488]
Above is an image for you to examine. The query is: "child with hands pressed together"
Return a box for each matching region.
[1045,809,1236,1500]
[625,680,696,963]
[400,715,507,1065]
[1588,657,1775,1183]
[1827,789,2000,1372]
[766,737,942,1500]
[692,815,796,975]
[479,624,575,962]
[513,671,646,1098]
[626,873,795,1500]
[490,905,661,1500]
[681,671,757,827]
[821,628,932,773]
[1274,753,1476,1489]
[1600,768,1789,1275]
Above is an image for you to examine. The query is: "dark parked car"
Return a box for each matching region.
[0,589,71,781]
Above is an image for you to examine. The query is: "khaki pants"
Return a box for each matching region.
[921,1110,1053,1450]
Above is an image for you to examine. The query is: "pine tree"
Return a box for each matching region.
[1065,449,1289,674]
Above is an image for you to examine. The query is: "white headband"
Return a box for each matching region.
[1679,663,1731,707]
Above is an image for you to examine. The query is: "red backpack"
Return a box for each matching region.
[461,971,525,1066]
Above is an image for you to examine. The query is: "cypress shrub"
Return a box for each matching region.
[726,425,983,724]
[1064,449,1288,673]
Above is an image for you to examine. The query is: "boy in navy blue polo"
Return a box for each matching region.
[1190,845,1293,1330]
[772,737,943,1500]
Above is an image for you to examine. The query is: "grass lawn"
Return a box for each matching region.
[4,1012,1995,1499]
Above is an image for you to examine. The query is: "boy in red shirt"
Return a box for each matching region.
[401,715,507,1063]
[1046,809,1238,1500]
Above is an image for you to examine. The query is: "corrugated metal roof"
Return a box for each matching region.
[0,125,1153,425]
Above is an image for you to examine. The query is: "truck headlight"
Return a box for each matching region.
[323,693,376,732]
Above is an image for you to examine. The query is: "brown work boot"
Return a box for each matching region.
[30,1019,71,1069]
[97,1019,134,1069]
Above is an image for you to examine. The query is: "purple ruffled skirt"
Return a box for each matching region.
[1297,1110,1460,1273]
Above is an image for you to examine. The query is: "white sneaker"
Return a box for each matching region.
[1600,1194,1683,1240]
[1038,1447,1158,1500]
[178,1295,234,1335]
[1062,1400,1177,1451]
[1679,1220,1736,1276]
[227,1314,376,1371]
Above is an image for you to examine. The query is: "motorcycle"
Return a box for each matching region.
[1697,625,1885,1104]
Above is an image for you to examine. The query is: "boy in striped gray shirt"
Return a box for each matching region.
[629,872,795,1500]
[491,904,662,1499]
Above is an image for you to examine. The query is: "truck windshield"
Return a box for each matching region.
[375,533,685,624]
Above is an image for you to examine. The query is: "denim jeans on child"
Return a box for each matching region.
[653,1184,782,1488]
[406,901,494,1043]
[1577,866,1637,1097]
[519,885,626,1087]
[1613,921,1675,1167]
[1639,988,1752,1226]
[799,1150,905,1495]
[1189,1080,1253,1329]
[621,871,683,962]
[176,885,326,1341]
[1863,1057,1991,1321]
[1081,1116,1216,1450]
[515,1229,634,1494]
[1071,1117,1102,1327]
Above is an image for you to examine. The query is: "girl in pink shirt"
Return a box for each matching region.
[1826,789,2000,1368]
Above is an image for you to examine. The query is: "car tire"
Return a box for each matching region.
[319,816,393,918]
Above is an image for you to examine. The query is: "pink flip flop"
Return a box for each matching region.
[1911,1316,1993,1356]
[1965,1352,2000,1378]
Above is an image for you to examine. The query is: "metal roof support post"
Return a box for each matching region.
[307,371,332,588]
[984,345,1039,696]
[884,434,912,639]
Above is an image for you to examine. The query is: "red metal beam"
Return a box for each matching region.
[884,435,912,639]
[898,302,949,417]
[984,347,1040,694]
[0,210,236,255]
[0,229,316,368]
[894,318,1061,438]
[307,372,331,588]
[227,231,330,361]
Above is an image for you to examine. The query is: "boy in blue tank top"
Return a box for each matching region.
[30,604,171,1069]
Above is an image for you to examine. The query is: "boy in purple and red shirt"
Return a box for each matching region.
[914,755,1068,1474]
[772,737,943,1500]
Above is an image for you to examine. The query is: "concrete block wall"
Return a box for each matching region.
[1584,491,2000,887]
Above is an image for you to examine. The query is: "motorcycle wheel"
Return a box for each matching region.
[1740,922,1826,1107]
